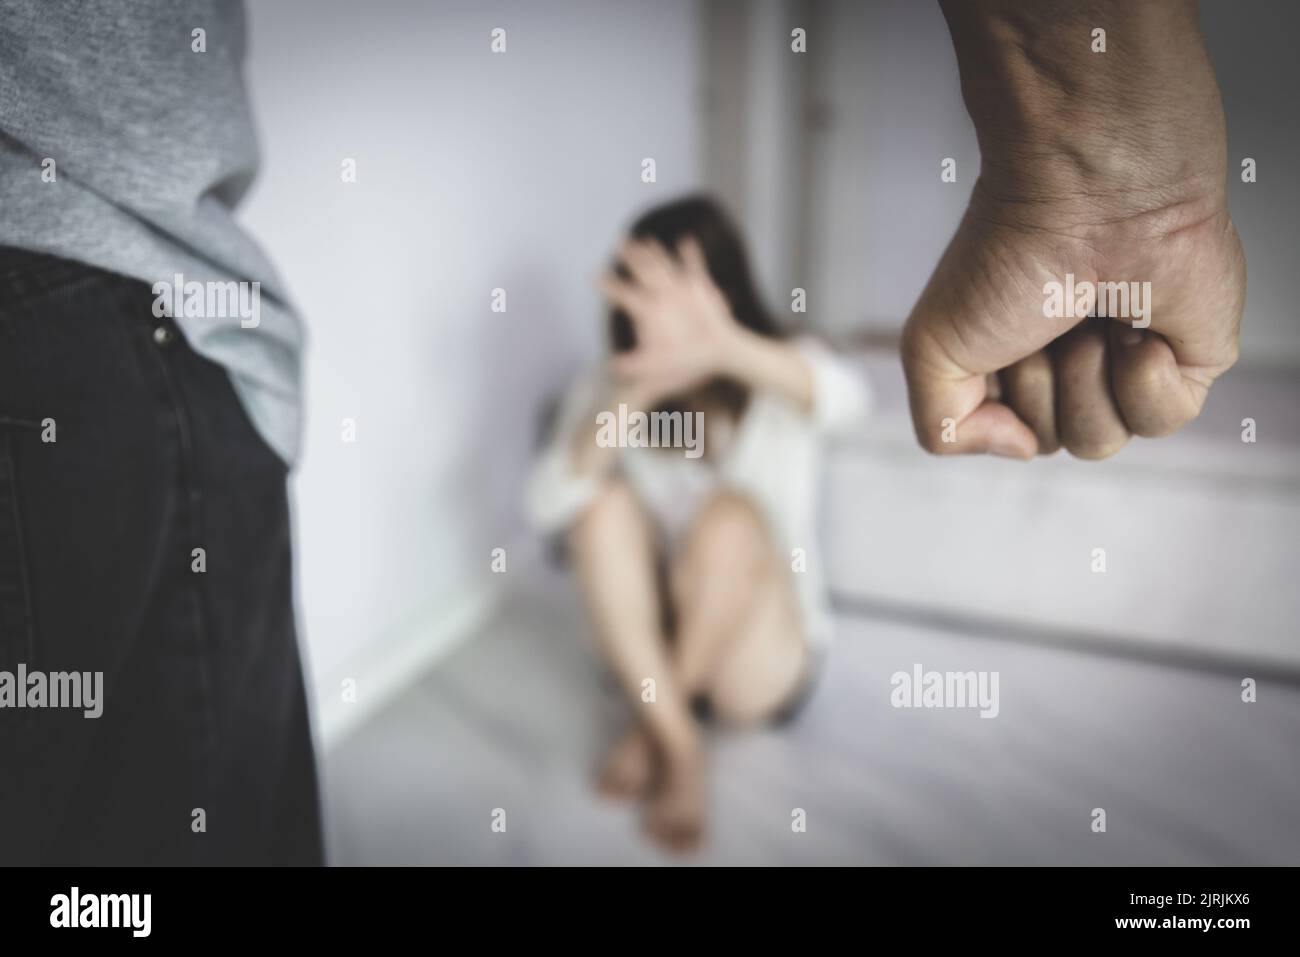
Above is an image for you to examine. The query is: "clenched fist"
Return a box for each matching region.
[904,0,1246,459]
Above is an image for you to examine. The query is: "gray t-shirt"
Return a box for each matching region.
[0,0,303,464]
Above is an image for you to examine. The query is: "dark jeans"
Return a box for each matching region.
[0,248,323,865]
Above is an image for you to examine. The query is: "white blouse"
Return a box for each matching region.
[525,337,870,648]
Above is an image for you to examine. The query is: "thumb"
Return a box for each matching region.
[902,327,1037,459]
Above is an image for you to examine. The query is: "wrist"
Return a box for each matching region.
[715,324,763,382]
[942,0,1228,226]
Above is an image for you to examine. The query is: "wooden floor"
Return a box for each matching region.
[322,567,1300,866]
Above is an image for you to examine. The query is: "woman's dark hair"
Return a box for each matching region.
[608,194,782,419]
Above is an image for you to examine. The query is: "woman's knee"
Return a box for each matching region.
[570,480,647,549]
[671,490,773,607]
[683,490,772,567]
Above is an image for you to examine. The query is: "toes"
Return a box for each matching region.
[596,729,655,799]
[596,766,638,798]
[643,808,702,854]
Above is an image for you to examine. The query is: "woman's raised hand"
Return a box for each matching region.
[598,236,738,405]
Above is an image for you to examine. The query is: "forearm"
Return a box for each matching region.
[941,0,1227,220]
[721,330,814,414]
[568,376,648,476]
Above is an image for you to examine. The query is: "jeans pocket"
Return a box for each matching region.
[0,424,38,672]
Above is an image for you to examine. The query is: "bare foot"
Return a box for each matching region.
[643,744,705,854]
[596,725,656,799]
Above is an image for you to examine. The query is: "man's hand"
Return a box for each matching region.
[903,0,1245,459]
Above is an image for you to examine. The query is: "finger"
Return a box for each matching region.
[619,238,673,290]
[999,350,1060,455]
[597,274,644,315]
[640,237,680,278]
[1108,322,1206,437]
[677,235,710,282]
[901,323,1038,458]
[1052,317,1131,460]
[602,271,677,348]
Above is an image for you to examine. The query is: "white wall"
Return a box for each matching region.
[803,0,975,339]
[238,0,704,728]
[1202,0,1300,368]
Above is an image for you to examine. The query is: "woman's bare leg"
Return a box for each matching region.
[640,490,808,847]
[697,574,807,727]
[568,482,701,810]
[671,491,807,719]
